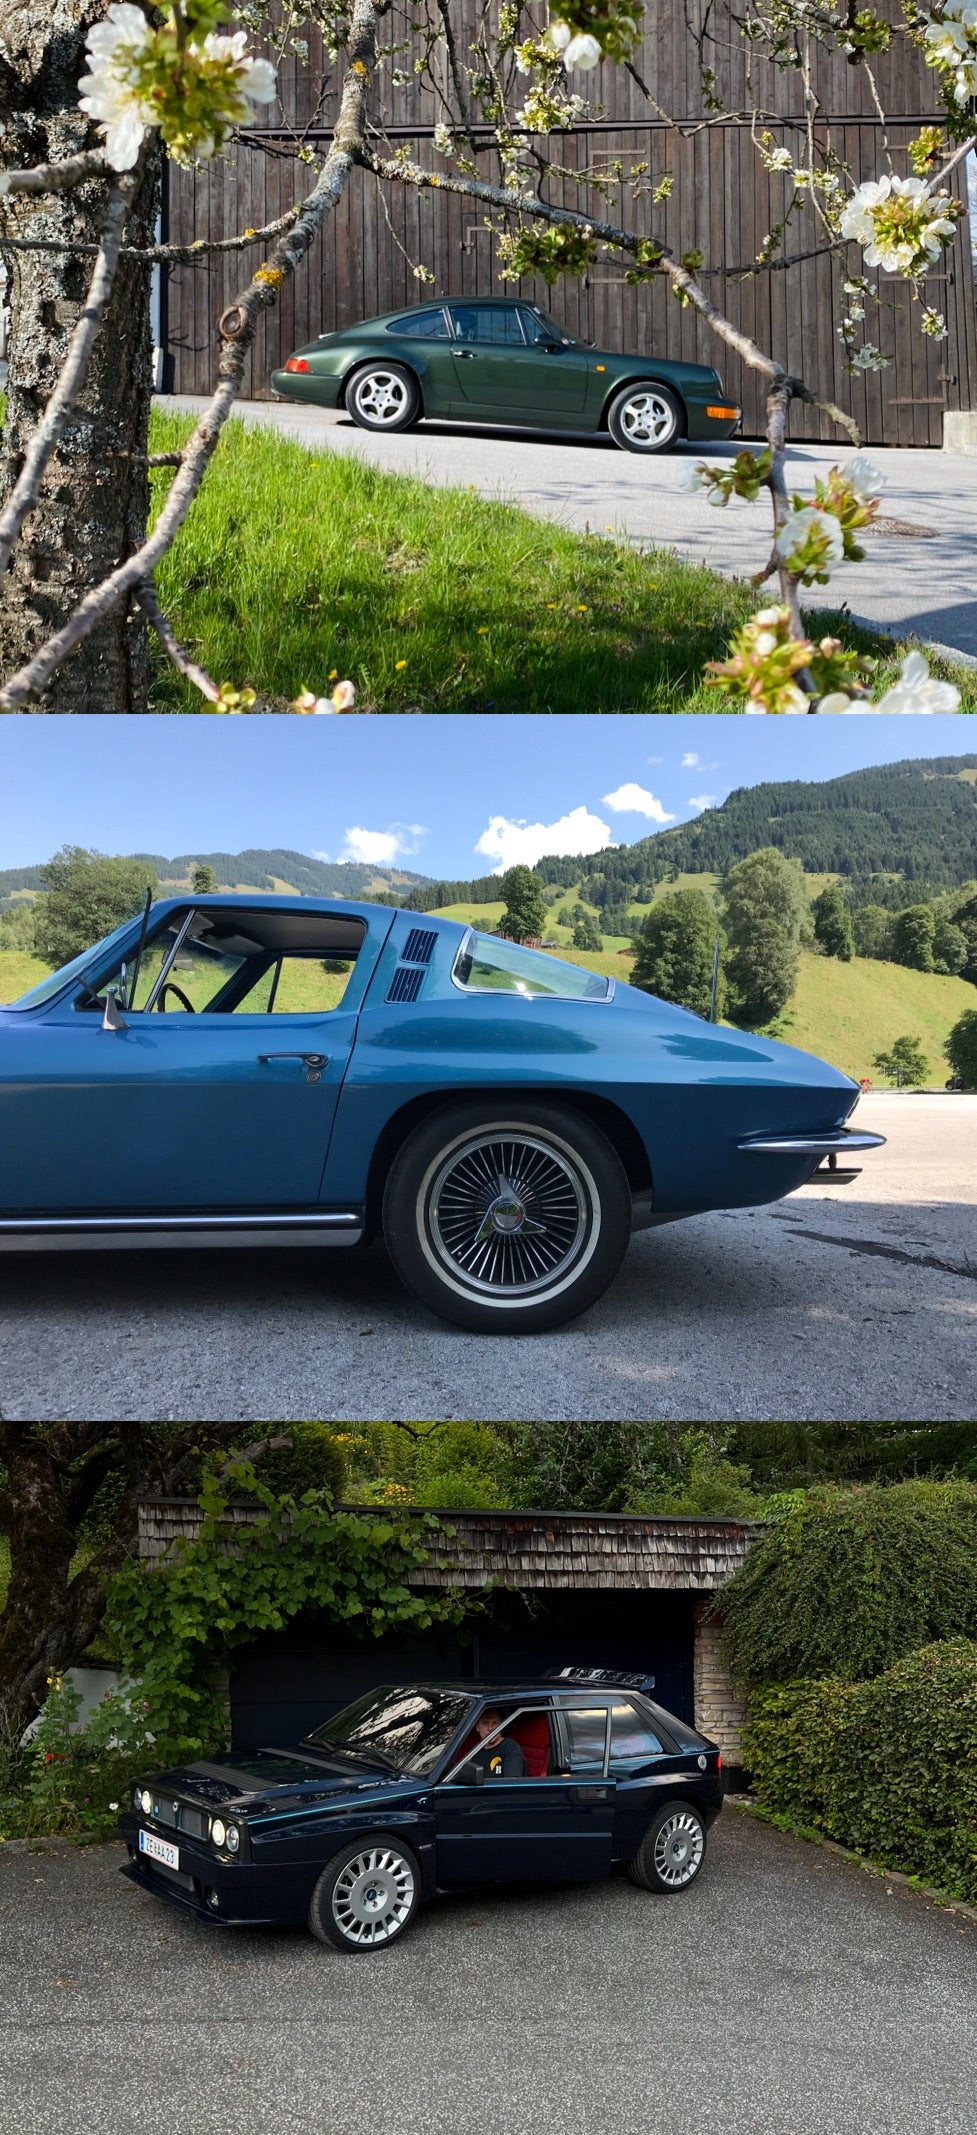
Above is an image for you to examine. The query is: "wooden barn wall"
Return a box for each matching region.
[162,8,977,446]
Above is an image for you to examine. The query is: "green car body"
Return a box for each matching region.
[271,297,741,452]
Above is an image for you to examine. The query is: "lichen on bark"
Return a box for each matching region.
[0,1,159,710]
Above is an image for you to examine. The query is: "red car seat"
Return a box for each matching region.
[508,1712,551,1777]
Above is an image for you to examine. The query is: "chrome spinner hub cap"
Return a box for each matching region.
[427,1133,590,1297]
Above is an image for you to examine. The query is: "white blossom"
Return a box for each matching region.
[199,32,277,109]
[433,122,454,155]
[676,461,709,492]
[767,146,793,171]
[545,18,572,49]
[78,3,155,171]
[839,174,956,275]
[849,343,889,371]
[845,454,887,501]
[924,1,977,102]
[774,505,845,575]
[564,33,602,68]
[816,652,961,713]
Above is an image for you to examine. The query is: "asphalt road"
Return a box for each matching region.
[170,393,977,660]
[0,1097,973,1425]
[1,1812,974,2135]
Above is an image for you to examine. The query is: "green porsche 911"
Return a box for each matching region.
[271,297,741,454]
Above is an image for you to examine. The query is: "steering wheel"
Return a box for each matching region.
[156,981,196,1014]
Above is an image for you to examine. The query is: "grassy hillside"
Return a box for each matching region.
[0,951,47,1003]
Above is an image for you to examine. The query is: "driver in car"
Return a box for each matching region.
[468,1708,527,1780]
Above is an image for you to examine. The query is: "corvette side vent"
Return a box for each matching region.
[402,928,437,965]
[386,965,425,1004]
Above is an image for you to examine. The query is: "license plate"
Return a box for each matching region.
[139,1828,179,1871]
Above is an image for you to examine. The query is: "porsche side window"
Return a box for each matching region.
[453,932,611,1000]
[448,305,527,346]
[608,1701,665,1768]
[386,307,451,339]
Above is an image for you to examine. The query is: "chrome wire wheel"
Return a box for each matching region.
[652,1811,705,1889]
[618,389,678,447]
[350,368,413,427]
[330,1846,416,1947]
[423,1129,596,1300]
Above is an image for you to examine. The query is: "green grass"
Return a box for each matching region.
[0,950,47,1003]
[146,412,977,713]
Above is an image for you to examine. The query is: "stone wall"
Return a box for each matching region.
[693,1603,750,1773]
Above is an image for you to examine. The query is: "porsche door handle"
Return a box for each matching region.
[451,349,477,359]
[257,1052,328,1068]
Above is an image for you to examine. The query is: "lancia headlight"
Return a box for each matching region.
[211,1817,226,1849]
[226,1825,240,1854]
[139,1787,153,1816]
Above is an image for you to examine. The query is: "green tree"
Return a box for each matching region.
[892,904,936,973]
[811,884,853,962]
[497,865,547,944]
[932,921,967,976]
[0,899,36,952]
[871,1034,929,1088]
[572,915,603,952]
[721,847,808,1027]
[851,905,893,960]
[949,895,977,985]
[631,888,725,1018]
[191,862,219,895]
[33,847,159,970]
[946,1009,977,1088]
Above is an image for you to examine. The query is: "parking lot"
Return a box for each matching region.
[1,1811,974,2135]
[0,1096,973,1424]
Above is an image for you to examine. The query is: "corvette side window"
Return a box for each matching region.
[266,956,357,1013]
[453,932,611,1000]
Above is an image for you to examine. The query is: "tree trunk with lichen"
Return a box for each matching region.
[0,1,159,710]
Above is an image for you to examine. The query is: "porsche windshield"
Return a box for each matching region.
[304,1687,474,1776]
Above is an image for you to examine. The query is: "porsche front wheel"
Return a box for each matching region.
[382,1103,632,1332]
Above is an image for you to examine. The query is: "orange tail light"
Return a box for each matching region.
[285,357,310,373]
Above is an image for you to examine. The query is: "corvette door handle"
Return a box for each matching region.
[258,1052,328,1068]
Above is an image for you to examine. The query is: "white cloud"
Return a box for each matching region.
[688,793,717,812]
[681,752,699,768]
[340,822,426,866]
[602,782,676,824]
[475,805,612,873]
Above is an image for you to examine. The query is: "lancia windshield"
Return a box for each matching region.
[304,1687,475,1776]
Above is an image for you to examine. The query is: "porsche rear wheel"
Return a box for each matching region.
[627,1802,707,1893]
[307,1837,421,1952]
[345,362,421,432]
[606,382,683,453]
[382,1102,632,1332]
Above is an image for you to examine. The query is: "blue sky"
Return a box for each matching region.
[0,715,971,878]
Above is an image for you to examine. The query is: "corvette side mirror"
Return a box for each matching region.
[101,987,129,1032]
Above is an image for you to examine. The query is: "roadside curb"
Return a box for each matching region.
[729,1798,977,1926]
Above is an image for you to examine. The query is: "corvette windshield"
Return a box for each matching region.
[305,1687,474,1776]
[5,917,136,1011]
[454,933,611,999]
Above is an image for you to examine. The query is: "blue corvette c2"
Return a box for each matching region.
[0,893,884,1332]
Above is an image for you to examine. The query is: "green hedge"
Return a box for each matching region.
[719,1482,977,1683]
[744,1641,977,1904]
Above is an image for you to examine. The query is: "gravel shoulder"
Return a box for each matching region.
[0,1097,973,1425]
[1,1811,974,2135]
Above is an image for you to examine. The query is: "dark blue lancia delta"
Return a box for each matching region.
[120,1671,723,1951]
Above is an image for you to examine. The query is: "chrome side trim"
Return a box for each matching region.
[737,1131,886,1155]
[0,1212,363,1251]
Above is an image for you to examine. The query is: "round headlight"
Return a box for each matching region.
[225,1824,240,1854]
[211,1817,226,1849]
[132,1785,142,1812]
[139,1788,153,1816]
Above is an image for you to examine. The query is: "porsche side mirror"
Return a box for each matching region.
[101,987,129,1032]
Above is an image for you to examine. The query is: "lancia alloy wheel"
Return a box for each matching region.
[307,1838,421,1952]
[627,1801,707,1894]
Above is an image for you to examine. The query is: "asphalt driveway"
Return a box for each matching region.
[168,393,977,659]
[1,1812,974,2135]
[0,1096,973,1425]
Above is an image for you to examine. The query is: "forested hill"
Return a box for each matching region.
[0,849,430,901]
[538,756,977,891]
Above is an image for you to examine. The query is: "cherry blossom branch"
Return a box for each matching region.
[0,204,302,262]
[136,579,223,703]
[0,1,382,712]
[0,172,137,581]
[0,149,107,197]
